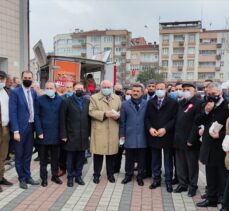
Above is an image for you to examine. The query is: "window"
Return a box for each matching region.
[220,73,224,80]
[172,72,182,79]
[199,62,216,68]
[220,61,224,67]
[131,54,137,59]
[115,47,123,52]
[104,36,112,43]
[187,72,194,79]
[163,35,169,42]
[91,36,101,43]
[162,60,168,67]
[188,34,195,42]
[115,36,124,43]
[222,38,226,44]
[174,35,185,42]
[104,47,112,52]
[199,50,216,55]
[173,60,183,67]
[188,47,195,54]
[173,48,184,54]
[187,60,194,67]
[162,48,169,55]
[140,53,154,62]
[198,73,215,80]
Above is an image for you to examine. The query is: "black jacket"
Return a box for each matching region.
[174,96,202,150]
[60,95,91,151]
[196,99,229,166]
[145,96,178,149]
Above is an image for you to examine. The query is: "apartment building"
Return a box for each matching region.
[0,0,29,76]
[159,20,229,82]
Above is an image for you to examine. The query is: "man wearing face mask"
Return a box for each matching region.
[60,82,90,187]
[173,83,201,197]
[63,82,74,99]
[175,82,184,102]
[145,82,177,192]
[114,83,123,98]
[196,82,229,207]
[0,71,13,192]
[35,81,63,187]
[143,80,156,101]
[89,80,121,184]
[9,71,39,189]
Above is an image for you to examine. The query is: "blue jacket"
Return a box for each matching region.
[119,99,147,148]
[35,94,63,145]
[9,86,37,133]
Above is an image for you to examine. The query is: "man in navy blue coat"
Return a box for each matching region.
[9,71,39,189]
[35,81,63,187]
[120,83,147,186]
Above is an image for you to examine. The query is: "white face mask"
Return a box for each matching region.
[176,90,184,98]
[155,90,166,98]
[0,82,5,89]
[125,95,131,100]
[183,91,192,100]
[45,89,55,98]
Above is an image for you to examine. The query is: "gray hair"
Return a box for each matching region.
[207,82,222,92]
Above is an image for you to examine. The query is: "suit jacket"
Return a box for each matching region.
[119,99,147,148]
[9,86,36,133]
[145,96,178,149]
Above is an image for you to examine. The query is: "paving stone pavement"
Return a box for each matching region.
[0,153,221,211]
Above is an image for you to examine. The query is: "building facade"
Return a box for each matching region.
[0,0,29,77]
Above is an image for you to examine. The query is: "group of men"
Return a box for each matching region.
[0,69,229,210]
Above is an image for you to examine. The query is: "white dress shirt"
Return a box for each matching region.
[22,85,34,123]
[0,88,9,126]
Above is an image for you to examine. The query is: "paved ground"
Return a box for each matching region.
[0,153,221,211]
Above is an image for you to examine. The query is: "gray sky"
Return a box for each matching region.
[30,0,229,55]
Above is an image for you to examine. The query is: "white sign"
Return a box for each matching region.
[92,50,111,62]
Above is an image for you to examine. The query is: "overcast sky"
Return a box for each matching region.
[30,0,229,56]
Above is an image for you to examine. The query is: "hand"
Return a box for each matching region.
[149,128,158,137]
[62,138,67,142]
[209,130,219,139]
[111,114,120,120]
[14,132,20,142]
[38,134,44,139]
[199,128,204,136]
[187,142,193,147]
[157,128,166,137]
[105,111,113,118]
[205,102,215,113]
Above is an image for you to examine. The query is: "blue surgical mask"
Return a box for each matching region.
[155,90,166,98]
[66,91,73,97]
[45,89,55,98]
[101,88,111,96]
[0,82,5,89]
[125,95,131,101]
[169,92,177,100]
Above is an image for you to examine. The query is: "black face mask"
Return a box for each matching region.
[22,80,32,88]
[148,91,155,96]
[206,95,221,103]
[115,90,122,96]
[75,90,84,97]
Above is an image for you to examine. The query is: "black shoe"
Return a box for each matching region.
[187,188,196,197]
[75,177,85,185]
[26,178,39,185]
[0,177,13,186]
[201,193,207,199]
[93,177,100,184]
[149,181,161,189]
[41,180,48,187]
[173,185,188,193]
[121,177,132,184]
[19,181,28,189]
[137,179,144,186]
[172,178,179,185]
[166,184,173,193]
[51,177,63,184]
[108,176,115,183]
[0,185,2,192]
[196,199,217,207]
[67,178,74,187]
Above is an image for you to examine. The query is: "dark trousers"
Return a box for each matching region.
[144,147,152,177]
[39,144,59,180]
[93,154,115,178]
[176,149,199,190]
[125,148,145,180]
[172,148,178,180]
[66,151,85,179]
[206,164,228,202]
[151,148,173,185]
[59,143,67,171]
[114,146,124,173]
[14,124,34,182]
[223,175,229,208]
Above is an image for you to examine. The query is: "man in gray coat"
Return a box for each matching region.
[120,83,147,186]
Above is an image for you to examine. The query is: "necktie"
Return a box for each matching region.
[27,90,32,122]
[157,99,162,110]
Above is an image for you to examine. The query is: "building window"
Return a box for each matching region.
[188,34,195,42]
[199,62,216,68]
[162,60,168,67]
[173,48,184,54]
[173,60,183,67]
[162,48,169,55]
[174,35,185,42]
[172,72,182,79]
[220,61,224,67]
[140,53,154,62]
[220,73,224,80]
[187,60,194,67]
[104,47,112,52]
[198,72,215,80]
[188,47,195,54]
[115,36,124,43]
[104,36,112,43]
[131,54,137,59]
[91,36,101,43]
[115,47,123,52]
[187,72,194,79]
[199,50,216,55]
[163,35,169,42]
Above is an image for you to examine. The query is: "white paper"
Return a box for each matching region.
[209,121,223,134]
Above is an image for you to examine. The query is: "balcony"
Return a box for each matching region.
[198,67,216,72]
[199,44,217,51]
[121,52,126,57]
[171,54,183,60]
[81,42,86,47]
[198,55,216,62]
[179,41,184,46]
[217,43,222,48]
[162,40,169,46]
[121,41,127,46]
[216,54,221,60]
[81,53,86,57]
[178,54,183,59]
[178,66,183,71]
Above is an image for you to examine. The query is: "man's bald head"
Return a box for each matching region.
[100,80,112,89]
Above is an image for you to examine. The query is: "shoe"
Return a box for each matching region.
[51,177,63,184]
[172,178,179,185]
[58,169,66,177]
[33,156,40,162]
[0,185,2,192]
[93,177,100,184]
[201,193,207,199]
[41,180,48,187]
[137,179,144,186]
[75,177,85,185]
[149,181,161,189]
[187,188,196,197]
[196,199,217,207]
[166,184,173,193]
[19,181,28,189]
[67,178,74,187]
[108,176,115,183]
[173,185,188,193]
[26,178,39,185]
[0,177,13,186]
[121,177,132,184]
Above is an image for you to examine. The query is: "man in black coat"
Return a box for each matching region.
[145,81,177,193]
[173,83,201,197]
[196,82,229,207]
[60,82,90,187]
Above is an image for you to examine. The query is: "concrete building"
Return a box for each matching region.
[126,42,159,83]
[0,0,29,77]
